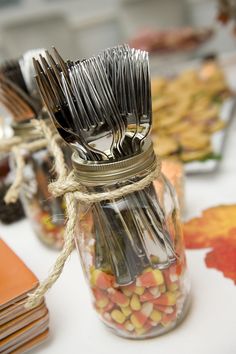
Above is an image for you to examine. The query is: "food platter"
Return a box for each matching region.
[184,96,236,174]
[151,52,236,174]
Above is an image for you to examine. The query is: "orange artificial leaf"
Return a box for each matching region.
[183,205,236,284]
[205,239,236,284]
[183,205,236,249]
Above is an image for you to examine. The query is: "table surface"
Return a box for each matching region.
[1,66,236,354]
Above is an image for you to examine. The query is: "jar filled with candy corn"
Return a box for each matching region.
[73,140,190,339]
[13,120,66,249]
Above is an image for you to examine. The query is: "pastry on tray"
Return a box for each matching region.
[151,59,232,163]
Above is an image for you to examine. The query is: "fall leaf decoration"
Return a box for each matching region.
[183,205,236,248]
[205,240,236,284]
[183,205,236,284]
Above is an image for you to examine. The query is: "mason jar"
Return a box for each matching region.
[12,120,67,249]
[73,139,190,339]
[0,122,25,224]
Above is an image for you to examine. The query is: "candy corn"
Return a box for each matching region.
[149,287,161,298]
[134,327,148,336]
[130,294,141,311]
[159,284,166,293]
[134,286,145,295]
[140,291,155,302]
[154,304,175,314]
[108,288,130,307]
[130,303,153,329]
[91,262,185,337]
[102,301,114,312]
[134,320,152,335]
[93,289,109,308]
[170,262,183,279]
[136,268,164,287]
[152,292,177,306]
[130,313,146,329]
[111,310,126,324]
[167,282,179,292]
[124,321,134,332]
[91,269,114,289]
[140,287,161,302]
[163,266,179,291]
[103,312,112,322]
[161,309,177,326]
[121,284,135,297]
[121,306,132,317]
[150,309,162,323]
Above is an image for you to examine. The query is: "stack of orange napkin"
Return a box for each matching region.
[0,239,49,353]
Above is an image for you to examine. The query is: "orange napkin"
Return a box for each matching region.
[0,239,49,353]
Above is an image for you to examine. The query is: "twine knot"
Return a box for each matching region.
[0,120,60,204]
[48,162,161,204]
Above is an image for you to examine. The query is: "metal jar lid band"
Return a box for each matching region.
[12,117,56,143]
[72,138,157,186]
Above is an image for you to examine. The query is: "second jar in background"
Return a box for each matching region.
[13,121,68,249]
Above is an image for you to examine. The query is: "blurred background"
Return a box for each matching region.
[1,2,236,352]
[0,0,235,66]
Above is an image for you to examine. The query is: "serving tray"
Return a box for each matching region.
[184,96,236,174]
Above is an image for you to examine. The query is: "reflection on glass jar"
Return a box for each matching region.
[11,120,69,249]
[74,141,190,339]
[21,147,65,249]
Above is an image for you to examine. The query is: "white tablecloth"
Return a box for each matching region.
[1,69,236,354]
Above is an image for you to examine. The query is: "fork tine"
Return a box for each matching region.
[35,72,55,113]
[61,72,85,133]
[37,55,65,105]
[33,59,57,108]
[62,71,108,160]
[45,50,62,85]
[35,75,51,112]
[71,64,98,129]
[52,47,68,78]
[46,67,64,104]
[68,67,89,128]
[94,56,126,154]
[32,57,43,75]
[78,64,104,127]
[39,54,50,72]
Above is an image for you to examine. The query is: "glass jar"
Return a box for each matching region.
[0,121,25,224]
[73,140,190,339]
[13,121,67,249]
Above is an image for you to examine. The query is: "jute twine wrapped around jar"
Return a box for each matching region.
[1,119,162,309]
[0,120,59,204]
